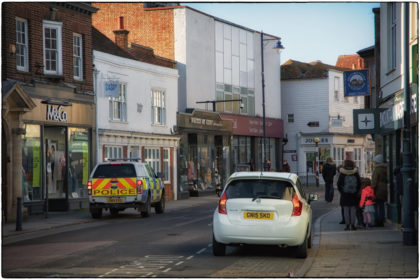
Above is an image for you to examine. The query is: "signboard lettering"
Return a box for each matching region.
[46,105,68,122]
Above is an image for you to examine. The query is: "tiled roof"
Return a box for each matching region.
[92,27,136,60]
[335,54,365,69]
[281,59,350,80]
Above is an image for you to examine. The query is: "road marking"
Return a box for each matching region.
[186,255,194,260]
[175,261,184,266]
[196,248,206,254]
[174,215,213,227]
[163,268,171,273]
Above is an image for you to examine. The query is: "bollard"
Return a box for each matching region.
[16,197,22,231]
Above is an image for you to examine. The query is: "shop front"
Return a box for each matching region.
[177,110,233,198]
[220,114,285,172]
[21,94,95,213]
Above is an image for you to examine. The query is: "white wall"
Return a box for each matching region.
[93,50,179,134]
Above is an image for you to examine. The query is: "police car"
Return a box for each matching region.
[88,158,165,218]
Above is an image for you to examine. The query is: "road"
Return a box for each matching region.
[3,186,338,278]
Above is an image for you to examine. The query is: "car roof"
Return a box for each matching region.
[227,172,298,184]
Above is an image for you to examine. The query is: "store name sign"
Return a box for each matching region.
[190,117,223,127]
[46,105,68,122]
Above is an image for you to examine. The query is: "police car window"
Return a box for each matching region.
[137,166,148,177]
[146,164,156,178]
[93,164,136,178]
[225,179,295,200]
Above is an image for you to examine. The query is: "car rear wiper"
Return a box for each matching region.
[252,195,281,201]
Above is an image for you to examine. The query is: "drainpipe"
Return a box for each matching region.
[93,62,100,163]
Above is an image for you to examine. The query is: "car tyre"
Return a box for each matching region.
[296,234,308,258]
[155,193,165,214]
[308,231,312,249]
[90,207,102,219]
[213,235,226,256]
[141,195,151,218]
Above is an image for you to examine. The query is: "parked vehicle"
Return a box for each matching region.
[88,158,165,218]
[212,172,318,258]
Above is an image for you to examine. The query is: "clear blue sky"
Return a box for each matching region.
[183,2,380,66]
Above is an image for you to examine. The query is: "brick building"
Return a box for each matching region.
[2,3,98,220]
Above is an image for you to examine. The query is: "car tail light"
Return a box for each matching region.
[88,181,92,196]
[218,192,228,214]
[292,193,302,216]
[137,179,143,194]
[110,162,122,165]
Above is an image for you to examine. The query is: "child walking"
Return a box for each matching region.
[359,178,376,229]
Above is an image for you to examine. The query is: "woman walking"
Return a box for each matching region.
[337,160,361,231]
[322,157,336,203]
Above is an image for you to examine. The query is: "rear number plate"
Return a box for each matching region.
[107,198,124,203]
[244,212,274,220]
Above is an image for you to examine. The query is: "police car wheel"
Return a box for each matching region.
[155,194,165,214]
[141,196,151,218]
[110,208,119,216]
[90,207,102,219]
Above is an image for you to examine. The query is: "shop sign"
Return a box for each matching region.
[353,108,385,134]
[380,90,417,130]
[344,70,370,97]
[104,80,119,97]
[190,117,223,127]
[220,114,283,138]
[46,105,68,122]
[303,137,330,144]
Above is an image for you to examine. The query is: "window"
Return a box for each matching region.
[104,146,123,161]
[163,149,170,183]
[288,114,294,123]
[43,20,62,75]
[22,125,41,201]
[16,17,28,72]
[388,3,397,71]
[73,33,83,80]
[151,89,166,125]
[334,77,340,100]
[109,83,127,121]
[145,148,161,173]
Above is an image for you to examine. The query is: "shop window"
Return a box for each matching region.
[163,149,170,183]
[145,148,161,173]
[105,146,122,161]
[16,17,29,72]
[68,128,89,198]
[43,20,63,75]
[22,125,42,202]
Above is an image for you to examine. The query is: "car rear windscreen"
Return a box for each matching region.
[225,179,295,200]
[93,164,137,178]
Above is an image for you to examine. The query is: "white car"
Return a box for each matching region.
[212,172,318,258]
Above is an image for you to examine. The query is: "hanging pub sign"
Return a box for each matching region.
[104,80,119,97]
[344,70,370,97]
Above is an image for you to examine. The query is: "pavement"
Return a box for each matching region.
[2,190,418,278]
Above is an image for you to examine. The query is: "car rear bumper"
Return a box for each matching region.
[213,212,309,246]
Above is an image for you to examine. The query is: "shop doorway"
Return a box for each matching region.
[44,126,67,211]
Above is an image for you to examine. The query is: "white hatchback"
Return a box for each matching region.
[212,172,318,258]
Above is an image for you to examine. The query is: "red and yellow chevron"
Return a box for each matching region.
[92,177,137,196]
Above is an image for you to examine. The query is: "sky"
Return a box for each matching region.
[183,2,380,66]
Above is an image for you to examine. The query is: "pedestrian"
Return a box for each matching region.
[322,157,336,203]
[359,178,376,229]
[283,160,291,172]
[337,159,361,231]
[372,154,388,226]
[336,164,345,224]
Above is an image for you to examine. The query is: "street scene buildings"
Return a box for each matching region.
[1,1,418,266]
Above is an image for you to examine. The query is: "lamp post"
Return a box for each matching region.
[260,31,284,171]
[314,137,320,187]
[282,134,288,171]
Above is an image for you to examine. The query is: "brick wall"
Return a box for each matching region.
[2,2,94,92]
[92,3,175,61]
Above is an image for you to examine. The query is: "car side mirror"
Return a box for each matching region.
[308,193,319,204]
[156,172,165,179]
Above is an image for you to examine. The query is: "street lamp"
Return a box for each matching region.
[261,31,284,171]
[314,137,320,187]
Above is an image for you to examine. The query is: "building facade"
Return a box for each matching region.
[92,3,285,196]
[281,60,375,184]
[375,3,418,224]
[92,27,180,201]
[2,3,98,220]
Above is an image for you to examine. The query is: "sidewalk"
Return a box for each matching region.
[304,207,418,278]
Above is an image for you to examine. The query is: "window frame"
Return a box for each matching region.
[104,145,123,161]
[73,33,83,81]
[388,3,397,72]
[151,89,166,126]
[163,148,170,183]
[144,148,161,174]
[43,20,63,75]
[16,17,29,72]
[109,82,127,122]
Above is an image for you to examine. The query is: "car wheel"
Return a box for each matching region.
[213,235,226,256]
[155,193,165,214]
[110,208,119,216]
[296,235,308,258]
[90,207,102,219]
[141,195,151,218]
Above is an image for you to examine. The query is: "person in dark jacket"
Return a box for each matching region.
[372,154,388,226]
[322,157,336,203]
[337,160,361,231]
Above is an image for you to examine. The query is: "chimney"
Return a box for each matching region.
[113,16,129,51]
